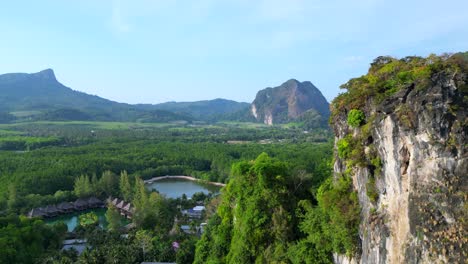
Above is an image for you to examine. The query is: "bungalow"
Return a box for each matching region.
[44,205,59,217]
[87,197,104,208]
[57,202,74,213]
[122,203,133,219]
[74,198,89,211]
[62,239,88,255]
[28,207,46,218]
[182,205,205,219]
[111,198,119,206]
[107,197,133,219]
[116,200,126,210]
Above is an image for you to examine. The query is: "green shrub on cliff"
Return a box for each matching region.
[337,138,351,159]
[347,109,365,127]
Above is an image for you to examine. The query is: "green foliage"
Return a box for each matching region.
[105,204,123,232]
[176,238,197,264]
[79,229,139,263]
[293,176,360,260]
[337,134,366,169]
[99,170,118,197]
[119,170,133,201]
[0,135,61,151]
[347,109,365,127]
[366,176,378,203]
[195,152,334,263]
[79,212,99,227]
[0,215,66,264]
[370,156,382,176]
[74,174,92,198]
[195,154,293,263]
[135,230,154,261]
[337,137,351,159]
[0,122,332,213]
[132,177,174,231]
[0,122,334,262]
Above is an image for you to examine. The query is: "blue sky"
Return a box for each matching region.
[1,0,467,104]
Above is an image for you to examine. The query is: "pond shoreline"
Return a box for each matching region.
[143,175,226,187]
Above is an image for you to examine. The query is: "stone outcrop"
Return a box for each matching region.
[331,55,467,263]
[250,79,329,126]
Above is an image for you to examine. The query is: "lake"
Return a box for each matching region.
[146,178,221,199]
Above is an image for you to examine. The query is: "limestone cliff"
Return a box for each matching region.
[331,54,467,263]
[250,79,330,126]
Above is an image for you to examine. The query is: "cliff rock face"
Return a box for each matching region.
[331,55,467,263]
[251,79,329,125]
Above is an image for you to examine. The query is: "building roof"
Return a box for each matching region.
[116,200,126,209]
[87,197,103,206]
[45,205,59,213]
[111,198,119,206]
[62,244,87,255]
[123,203,132,212]
[74,198,89,207]
[63,239,87,245]
[28,207,46,217]
[193,206,205,211]
[57,202,74,210]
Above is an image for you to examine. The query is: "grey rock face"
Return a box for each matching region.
[333,72,467,263]
[251,79,330,125]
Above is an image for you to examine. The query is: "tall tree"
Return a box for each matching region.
[90,173,100,196]
[7,184,17,211]
[105,203,122,232]
[194,153,294,264]
[119,170,132,201]
[132,177,150,228]
[99,170,118,197]
[74,175,92,198]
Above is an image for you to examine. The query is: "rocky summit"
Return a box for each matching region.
[250,79,330,126]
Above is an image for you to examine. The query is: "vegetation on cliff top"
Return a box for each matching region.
[332,52,468,115]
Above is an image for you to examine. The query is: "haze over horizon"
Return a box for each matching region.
[1,0,467,104]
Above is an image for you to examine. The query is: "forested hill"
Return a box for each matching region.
[0,69,191,123]
[137,98,250,121]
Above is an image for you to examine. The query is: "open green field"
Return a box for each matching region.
[0,121,178,130]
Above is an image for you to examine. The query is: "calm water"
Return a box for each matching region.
[45,208,128,232]
[146,178,220,199]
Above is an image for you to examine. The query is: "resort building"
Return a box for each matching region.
[27,197,105,219]
[181,205,205,219]
[108,197,133,219]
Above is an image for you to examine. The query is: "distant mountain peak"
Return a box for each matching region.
[251,79,330,126]
[33,69,56,81]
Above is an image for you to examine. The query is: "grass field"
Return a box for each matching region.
[0,120,290,131]
[0,121,179,130]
